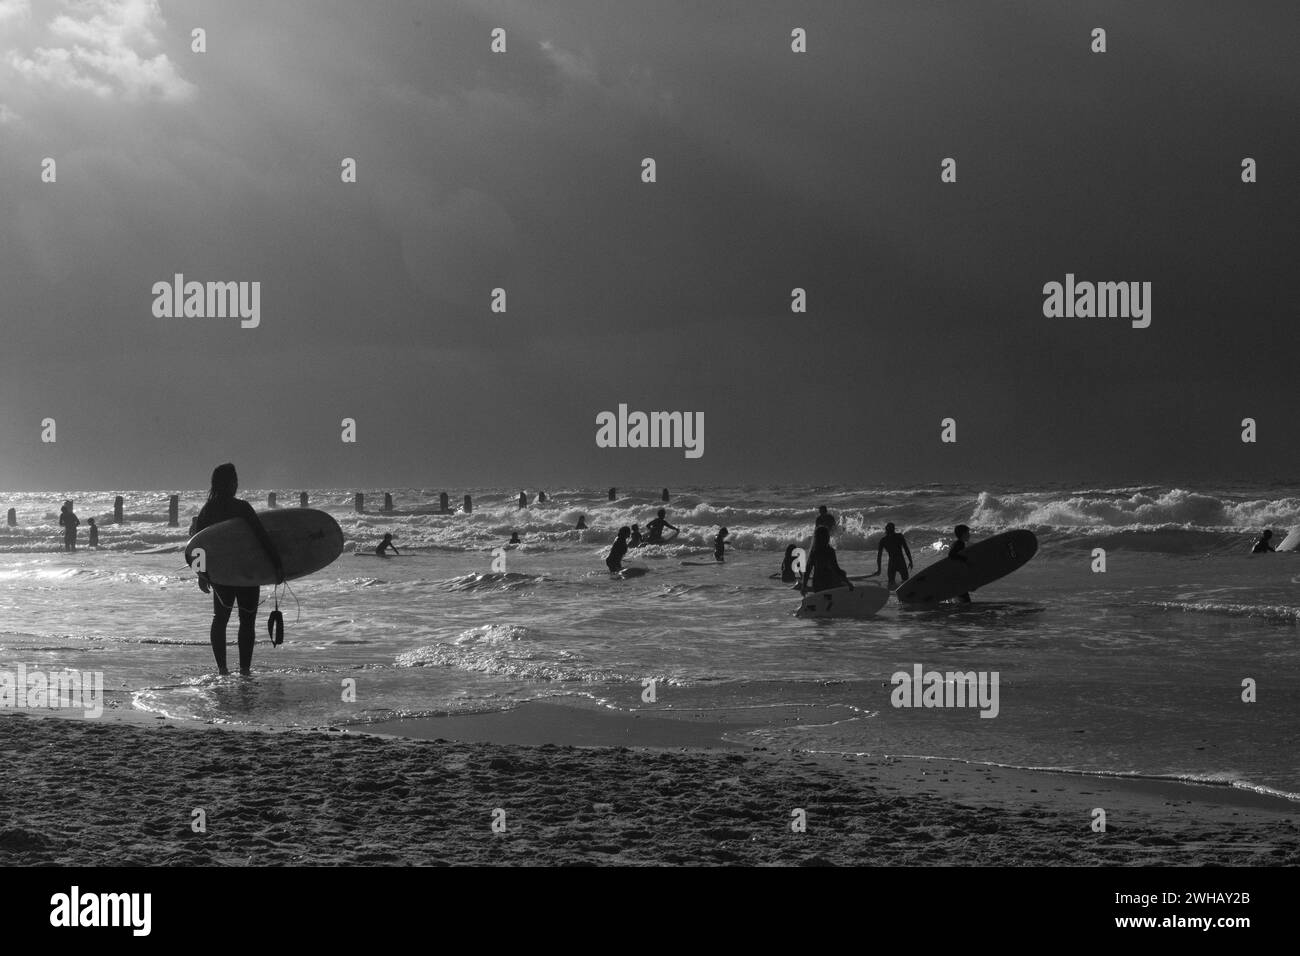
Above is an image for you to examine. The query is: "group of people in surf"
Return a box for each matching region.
[606,509,687,573]
[54,502,99,551]
[775,507,975,603]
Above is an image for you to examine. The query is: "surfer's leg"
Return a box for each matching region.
[235,586,259,674]
[210,587,234,673]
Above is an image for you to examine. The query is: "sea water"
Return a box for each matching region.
[2,484,1297,800]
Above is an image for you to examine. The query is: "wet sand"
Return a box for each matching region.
[2,702,1296,866]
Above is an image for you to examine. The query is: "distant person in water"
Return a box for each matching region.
[814,505,835,534]
[375,532,399,556]
[606,526,631,574]
[87,518,99,549]
[629,524,643,547]
[518,492,527,509]
[59,501,79,551]
[508,531,521,545]
[193,463,284,676]
[800,526,850,594]
[948,524,972,602]
[538,491,547,503]
[773,543,799,582]
[645,508,678,544]
[576,515,587,530]
[714,527,729,562]
[875,522,913,587]
[1251,530,1275,553]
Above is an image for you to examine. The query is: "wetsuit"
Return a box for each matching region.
[1252,539,1274,554]
[88,524,99,547]
[948,538,971,602]
[714,532,727,562]
[877,531,912,586]
[606,537,629,573]
[802,544,847,592]
[778,553,797,583]
[59,510,79,551]
[629,528,643,547]
[195,498,279,673]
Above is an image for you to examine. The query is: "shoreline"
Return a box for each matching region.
[3,704,1296,865]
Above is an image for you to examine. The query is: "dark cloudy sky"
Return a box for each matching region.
[1,0,1297,492]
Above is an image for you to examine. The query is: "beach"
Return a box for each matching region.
[3,702,1296,866]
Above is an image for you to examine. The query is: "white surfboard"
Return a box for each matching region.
[795,586,890,619]
[1276,528,1300,552]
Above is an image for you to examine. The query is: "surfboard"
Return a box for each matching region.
[618,565,649,579]
[1276,528,1300,552]
[795,585,890,619]
[681,561,721,566]
[134,543,185,555]
[895,529,1038,604]
[185,509,344,586]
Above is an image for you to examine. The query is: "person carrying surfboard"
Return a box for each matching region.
[800,526,852,594]
[948,524,973,602]
[606,526,632,574]
[1251,530,1275,553]
[875,522,913,587]
[193,463,284,676]
[645,509,678,544]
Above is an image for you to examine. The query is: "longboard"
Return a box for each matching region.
[795,585,890,619]
[185,509,344,586]
[895,529,1038,604]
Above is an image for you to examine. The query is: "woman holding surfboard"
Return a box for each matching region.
[193,463,284,676]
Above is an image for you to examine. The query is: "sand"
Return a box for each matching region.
[2,701,1297,866]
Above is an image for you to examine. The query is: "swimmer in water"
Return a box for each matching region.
[375,533,399,556]
[606,526,631,574]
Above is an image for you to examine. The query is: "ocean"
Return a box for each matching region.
[2,483,1298,800]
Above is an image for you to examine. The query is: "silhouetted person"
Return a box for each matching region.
[376,532,399,556]
[773,543,799,582]
[629,524,643,547]
[509,531,521,545]
[714,527,729,562]
[1252,530,1275,553]
[645,508,678,544]
[949,524,972,602]
[576,515,587,530]
[87,518,99,549]
[518,492,527,509]
[800,526,850,594]
[193,463,283,676]
[58,501,79,551]
[606,526,631,574]
[876,522,913,587]
[814,505,835,534]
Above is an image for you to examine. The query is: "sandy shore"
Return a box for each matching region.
[2,704,1297,866]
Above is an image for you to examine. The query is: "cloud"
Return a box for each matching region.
[6,0,193,101]
[0,0,30,23]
